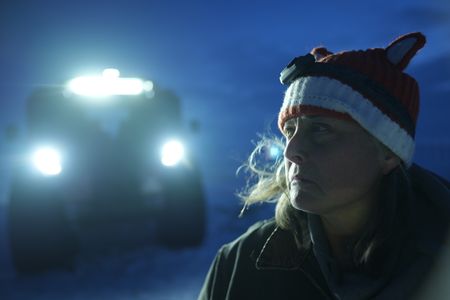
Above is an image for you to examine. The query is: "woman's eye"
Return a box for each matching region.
[284,122,331,140]
[311,123,331,134]
[283,127,295,139]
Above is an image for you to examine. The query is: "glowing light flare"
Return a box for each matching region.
[264,143,283,161]
[161,140,185,167]
[68,76,145,97]
[269,145,282,159]
[32,147,62,176]
[143,80,154,92]
[102,68,120,78]
[67,68,153,97]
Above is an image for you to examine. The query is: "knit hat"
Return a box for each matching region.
[278,32,426,167]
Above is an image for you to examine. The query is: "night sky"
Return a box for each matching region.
[1,0,450,193]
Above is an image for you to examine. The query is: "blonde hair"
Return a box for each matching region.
[236,135,308,244]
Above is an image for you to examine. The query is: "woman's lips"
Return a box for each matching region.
[291,175,315,184]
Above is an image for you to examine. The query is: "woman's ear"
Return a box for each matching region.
[381,150,401,175]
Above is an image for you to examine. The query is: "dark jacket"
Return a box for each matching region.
[198,164,450,300]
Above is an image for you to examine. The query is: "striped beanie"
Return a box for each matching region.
[278,32,426,167]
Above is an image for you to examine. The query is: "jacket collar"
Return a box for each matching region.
[255,226,310,270]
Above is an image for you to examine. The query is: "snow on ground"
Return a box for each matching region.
[0,240,213,300]
[0,163,274,300]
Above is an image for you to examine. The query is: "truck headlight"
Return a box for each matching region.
[32,147,62,176]
[161,140,185,167]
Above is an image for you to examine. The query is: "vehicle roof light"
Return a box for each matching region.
[68,68,152,97]
[102,68,120,78]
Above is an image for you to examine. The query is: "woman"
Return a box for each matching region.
[199,32,450,300]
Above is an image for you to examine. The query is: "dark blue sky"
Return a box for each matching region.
[1,0,450,186]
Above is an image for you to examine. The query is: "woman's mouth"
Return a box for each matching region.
[291,175,314,184]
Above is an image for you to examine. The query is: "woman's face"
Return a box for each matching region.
[283,115,388,216]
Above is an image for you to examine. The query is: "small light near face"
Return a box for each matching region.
[32,147,62,176]
[161,140,185,167]
[268,145,282,160]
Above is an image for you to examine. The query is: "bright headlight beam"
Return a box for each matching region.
[68,68,152,97]
[161,140,185,167]
[68,76,144,97]
[32,147,62,176]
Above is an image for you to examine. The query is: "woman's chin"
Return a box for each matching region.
[289,189,324,213]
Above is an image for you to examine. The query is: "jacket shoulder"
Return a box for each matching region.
[410,163,450,217]
[220,218,277,259]
[198,219,278,300]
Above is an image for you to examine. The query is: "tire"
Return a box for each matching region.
[157,166,206,248]
[8,173,79,274]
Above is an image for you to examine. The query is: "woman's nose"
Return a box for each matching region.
[284,133,307,165]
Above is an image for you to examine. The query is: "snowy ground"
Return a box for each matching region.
[0,160,274,300]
